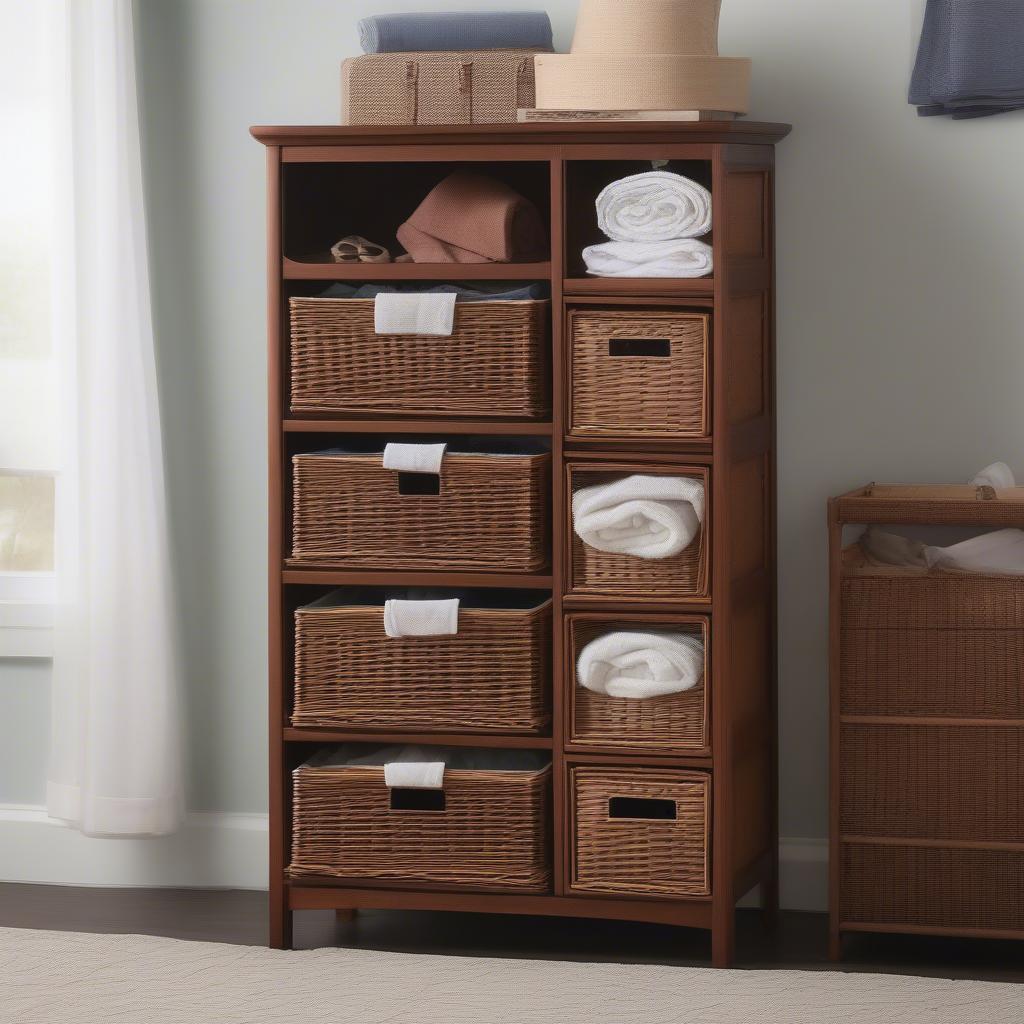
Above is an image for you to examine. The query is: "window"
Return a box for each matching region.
[0,1,58,655]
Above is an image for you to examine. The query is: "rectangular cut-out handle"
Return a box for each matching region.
[608,796,677,821]
[390,788,447,812]
[608,338,671,358]
[397,472,440,496]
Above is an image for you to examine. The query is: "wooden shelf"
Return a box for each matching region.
[284,418,553,435]
[284,727,552,748]
[282,568,553,589]
[564,277,714,299]
[284,257,552,281]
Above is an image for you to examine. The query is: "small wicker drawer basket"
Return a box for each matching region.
[289,297,549,418]
[567,308,710,441]
[569,765,710,898]
[291,444,550,572]
[290,749,551,892]
[293,590,552,733]
[567,615,708,754]
[566,463,709,603]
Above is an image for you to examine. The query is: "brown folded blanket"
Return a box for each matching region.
[397,171,548,264]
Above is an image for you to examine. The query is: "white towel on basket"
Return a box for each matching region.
[596,171,712,242]
[577,631,705,700]
[383,598,459,638]
[971,461,1016,490]
[383,442,447,474]
[374,292,457,336]
[583,238,713,279]
[573,474,704,560]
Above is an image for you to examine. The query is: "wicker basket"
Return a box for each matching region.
[566,464,709,602]
[569,765,710,898]
[289,298,549,418]
[567,309,709,441]
[290,751,551,892]
[293,591,552,733]
[291,445,550,571]
[568,616,708,753]
[840,842,1024,933]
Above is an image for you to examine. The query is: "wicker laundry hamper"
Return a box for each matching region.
[290,753,552,891]
[342,50,540,126]
[289,297,549,418]
[291,445,551,572]
[293,591,552,733]
[568,615,709,753]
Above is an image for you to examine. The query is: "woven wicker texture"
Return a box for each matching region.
[569,618,708,752]
[836,483,1024,527]
[570,766,709,897]
[293,599,552,732]
[568,466,708,601]
[840,723,1024,843]
[567,309,709,440]
[840,842,1024,933]
[289,298,549,418]
[290,763,551,891]
[291,452,550,571]
[342,51,538,126]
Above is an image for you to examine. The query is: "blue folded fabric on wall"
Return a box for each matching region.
[358,11,553,54]
[910,0,1024,118]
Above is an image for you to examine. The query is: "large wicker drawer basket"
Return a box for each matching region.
[293,590,552,733]
[567,463,709,602]
[291,444,551,571]
[289,297,549,418]
[568,615,709,754]
[290,749,552,892]
[570,765,710,898]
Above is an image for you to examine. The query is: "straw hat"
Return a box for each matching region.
[534,0,750,114]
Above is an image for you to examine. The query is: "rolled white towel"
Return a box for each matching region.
[577,631,704,700]
[582,238,713,279]
[572,474,704,560]
[383,598,459,638]
[971,462,1016,489]
[596,171,712,242]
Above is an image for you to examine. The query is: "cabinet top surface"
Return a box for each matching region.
[250,121,791,148]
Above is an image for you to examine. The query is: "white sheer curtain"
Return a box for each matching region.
[46,0,183,836]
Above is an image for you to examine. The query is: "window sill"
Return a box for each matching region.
[0,574,55,659]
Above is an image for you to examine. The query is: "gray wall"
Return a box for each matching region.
[5,1,1024,860]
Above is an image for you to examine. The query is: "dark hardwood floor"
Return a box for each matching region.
[2,883,1024,980]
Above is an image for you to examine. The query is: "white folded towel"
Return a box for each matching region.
[577,631,705,700]
[383,442,447,474]
[971,462,1016,489]
[374,292,457,336]
[572,474,704,560]
[383,598,459,638]
[383,760,445,789]
[596,171,712,242]
[925,529,1024,574]
[582,238,713,279]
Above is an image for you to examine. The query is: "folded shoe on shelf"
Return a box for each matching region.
[577,630,705,699]
[572,474,704,559]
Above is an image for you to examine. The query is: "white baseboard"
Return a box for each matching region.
[0,804,827,911]
[0,804,267,890]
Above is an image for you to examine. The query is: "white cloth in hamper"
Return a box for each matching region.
[582,238,713,279]
[577,631,705,700]
[382,442,447,474]
[596,171,712,243]
[374,292,456,336]
[383,598,459,638]
[572,474,704,560]
[971,462,1016,489]
[862,526,1024,575]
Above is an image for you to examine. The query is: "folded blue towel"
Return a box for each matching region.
[911,0,1024,118]
[358,11,553,54]
[320,282,549,302]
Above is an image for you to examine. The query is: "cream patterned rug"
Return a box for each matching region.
[4,925,1023,1024]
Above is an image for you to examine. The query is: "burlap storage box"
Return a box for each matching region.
[342,51,539,126]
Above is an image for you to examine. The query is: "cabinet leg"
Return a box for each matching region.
[828,927,843,962]
[269,889,293,950]
[711,918,735,968]
[335,908,357,923]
